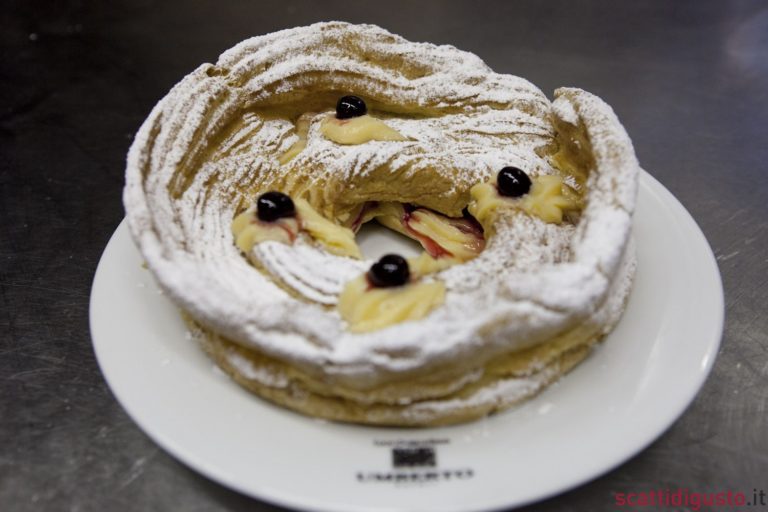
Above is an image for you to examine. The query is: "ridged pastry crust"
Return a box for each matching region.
[123,22,640,426]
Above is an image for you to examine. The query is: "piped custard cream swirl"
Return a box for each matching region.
[124,22,639,426]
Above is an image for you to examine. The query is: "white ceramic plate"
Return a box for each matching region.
[90,171,723,512]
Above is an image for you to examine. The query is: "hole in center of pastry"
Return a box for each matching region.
[355,221,423,260]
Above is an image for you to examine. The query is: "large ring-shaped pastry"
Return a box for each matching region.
[124,22,639,426]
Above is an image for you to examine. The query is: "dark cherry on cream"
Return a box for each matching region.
[257,191,296,222]
[336,95,367,119]
[497,166,531,197]
[367,254,410,287]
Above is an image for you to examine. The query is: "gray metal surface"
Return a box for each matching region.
[1,1,766,510]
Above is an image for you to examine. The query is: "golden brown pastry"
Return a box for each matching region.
[124,22,639,426]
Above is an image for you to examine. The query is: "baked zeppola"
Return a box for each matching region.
[124,22,639,426]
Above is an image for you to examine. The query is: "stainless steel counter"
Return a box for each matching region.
[1,1,766,510]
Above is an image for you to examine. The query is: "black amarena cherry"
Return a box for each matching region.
[367,254,410,288]
[497,166,532,197]
[336,95,367,119]
[257,191,295,222]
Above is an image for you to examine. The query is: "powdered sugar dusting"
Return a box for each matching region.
[123,22,640,413]
[254,239,366,305]
[227,349,290,388]
[405,364,557,421]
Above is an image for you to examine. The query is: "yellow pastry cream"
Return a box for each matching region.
[293,199,361,258]
[469,167,583,233]
[231,193,361,258]
[320,114,406,145]
[338,256,446,333]
[231,208,299,251]
[319,94,406,145]
[278,112,313,164]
